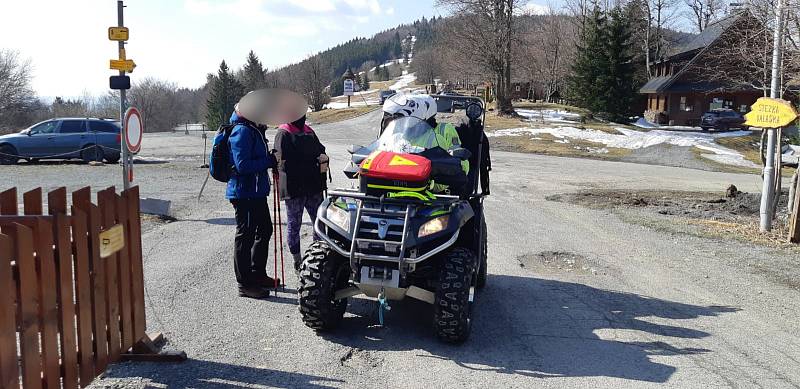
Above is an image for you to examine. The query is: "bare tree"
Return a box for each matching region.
[684,0,727,32]
[518,10,577,102]
[636,0,679,76]
[0,49,36,128]
[297,56,331,111]
[412,49,443,84]
[436,0,522,115]
[128,78,180,132]
[695,4,800,97]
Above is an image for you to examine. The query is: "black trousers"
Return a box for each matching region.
[231,198,273,288]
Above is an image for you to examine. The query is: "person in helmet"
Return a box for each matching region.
[381,94,469,178]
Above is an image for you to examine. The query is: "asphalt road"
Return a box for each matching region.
[3,110,800,388]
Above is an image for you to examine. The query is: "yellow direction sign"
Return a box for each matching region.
[744,97,799,128]
[108,27,129,41]
[99,224,125,258]
[110,59,136,72]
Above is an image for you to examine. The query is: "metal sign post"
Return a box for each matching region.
[110,0,137,191]
[759,0,786,232]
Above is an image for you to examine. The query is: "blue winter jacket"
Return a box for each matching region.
[226,112,274,199]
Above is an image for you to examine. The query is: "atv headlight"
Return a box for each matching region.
[418,215,449,238]
[326,204,350,232]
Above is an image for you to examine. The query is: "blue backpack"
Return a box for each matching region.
[209,124,236,182]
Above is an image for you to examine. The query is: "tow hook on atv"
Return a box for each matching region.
[378,287,391,326]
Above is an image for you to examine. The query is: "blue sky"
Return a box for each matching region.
[0,0,552,97]
[0,0,465,97]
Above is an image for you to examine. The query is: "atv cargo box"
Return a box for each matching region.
[359,151,432,196]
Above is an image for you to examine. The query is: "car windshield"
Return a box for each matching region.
[376,116,439,154]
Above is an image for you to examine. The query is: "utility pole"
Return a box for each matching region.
[117,0,131,191]
[760,0,785,232]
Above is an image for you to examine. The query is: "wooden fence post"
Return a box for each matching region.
[0,233,19,389]
[98,188,122,361]
[790,174,800,243]
[10,224,43,389]
[49,188,79,389]
[23,189,61,389]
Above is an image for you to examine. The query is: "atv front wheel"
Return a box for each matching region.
[298,241,350,330]
[434,247,476,343]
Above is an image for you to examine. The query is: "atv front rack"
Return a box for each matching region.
[315,190,461,275]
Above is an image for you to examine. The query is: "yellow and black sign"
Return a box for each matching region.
[389,155,418,166]
[99,224,125,258]
[110,59,136,72]
[744,97,799,128]
[108,27,129,41]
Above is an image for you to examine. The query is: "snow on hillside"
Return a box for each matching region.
[390,73,417,91]
[488,125,758,168]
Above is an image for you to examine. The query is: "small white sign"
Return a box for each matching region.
[343,79,355,96]
[124,107,143,154]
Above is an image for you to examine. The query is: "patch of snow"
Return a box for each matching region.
[517,109,582,123]
[390,73,417,91]
[488,126,758,168]
[323,100,379,109]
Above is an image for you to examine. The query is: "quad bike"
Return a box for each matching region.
[298,96,490,343]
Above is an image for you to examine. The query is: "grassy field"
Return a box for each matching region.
[307,106,379,125]
[483,101,628,134]
[490,132,631,160]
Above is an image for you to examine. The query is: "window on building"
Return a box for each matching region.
[739,105,749,113]
[516,85,521,92]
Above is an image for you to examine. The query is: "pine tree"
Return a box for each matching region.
[603,8,636,121]
[381,65,391,81]
[241,50,267,92]
[354,73,363,92]
[568,5,608,113]
[568,5,637,121]
[206,60,245,130]
[362,71,370,90]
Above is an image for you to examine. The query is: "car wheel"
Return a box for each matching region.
[81,145,104,163]
[105,154,121,164]
[0,144,19,165]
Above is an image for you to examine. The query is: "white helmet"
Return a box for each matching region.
[382,94,437,121]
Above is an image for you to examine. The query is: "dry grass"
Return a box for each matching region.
[714,134,796,176]
[687,218,797,248]
[307,106,379,125]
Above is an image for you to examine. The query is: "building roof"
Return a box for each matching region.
[667,13,742,58]
[640,11,750,94]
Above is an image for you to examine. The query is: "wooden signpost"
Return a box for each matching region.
[747,98,800,243]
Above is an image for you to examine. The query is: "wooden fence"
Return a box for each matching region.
[0,186,146,389]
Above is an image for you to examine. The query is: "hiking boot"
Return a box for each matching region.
[255,276,282,289]
[238,286,270,299]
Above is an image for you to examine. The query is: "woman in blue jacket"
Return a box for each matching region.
[226,110,278,299]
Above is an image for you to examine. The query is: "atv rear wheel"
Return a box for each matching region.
[298,241,350,330]
[434,247,476,343]
[476,219,488,289]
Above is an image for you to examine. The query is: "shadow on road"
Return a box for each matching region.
[101,359,344,388]
[322,275,739,383]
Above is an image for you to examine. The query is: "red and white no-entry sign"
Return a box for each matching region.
[123,107,143,154]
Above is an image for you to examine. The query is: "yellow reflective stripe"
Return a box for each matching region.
[367,183,429,192]
[388,191,430,201]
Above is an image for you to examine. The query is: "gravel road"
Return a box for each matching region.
[3,110,800,388]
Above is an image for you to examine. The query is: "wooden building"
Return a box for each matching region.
[639,12,763,126]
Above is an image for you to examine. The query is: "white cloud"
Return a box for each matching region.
[523,2,548,15]
[342,0,381,14]
[287,0,337,12]
[386,7,395,15]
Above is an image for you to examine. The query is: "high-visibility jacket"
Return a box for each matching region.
[411,122,469,174]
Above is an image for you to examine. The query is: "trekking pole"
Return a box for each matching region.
[274,171,286,289]
[272,175,279,291]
